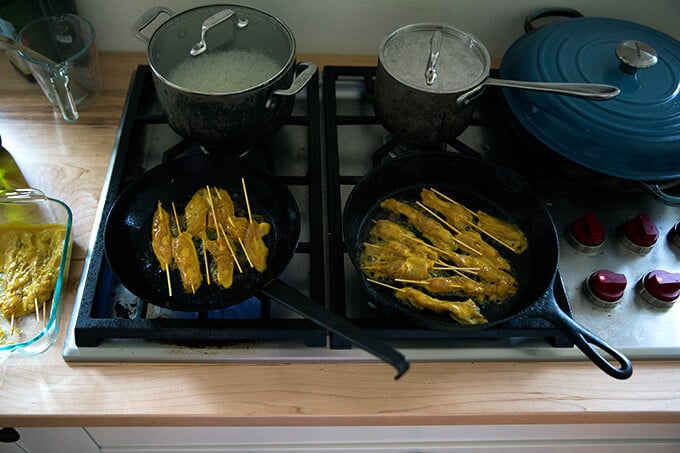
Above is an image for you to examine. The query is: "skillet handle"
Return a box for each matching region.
[545,309,632,380]
[261,279,410,379]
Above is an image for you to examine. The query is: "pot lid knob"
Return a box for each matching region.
[622,213,658,253]
[569,213,605,253]
[586,269,627,308]
[616,40,658,74]
[641,270,680,308]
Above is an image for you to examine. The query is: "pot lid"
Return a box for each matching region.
[500,17,680,181]
[148,5,295,94]
[379,23,490,93]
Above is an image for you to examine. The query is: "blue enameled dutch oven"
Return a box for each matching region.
[500,11,680,184]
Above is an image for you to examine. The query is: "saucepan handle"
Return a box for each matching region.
[266,62,318,109]
[261,279,410,379]
[132,6,175,43]
[542,306,632,380]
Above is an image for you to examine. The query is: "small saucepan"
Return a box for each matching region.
[343,152,632,379]
[373,23,620,147]
[104,154,409,378]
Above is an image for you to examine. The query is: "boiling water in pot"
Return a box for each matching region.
[167,49,282,93]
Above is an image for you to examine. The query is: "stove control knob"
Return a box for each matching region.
[585,269,627,308]
[569,213,605,253]
[670,221,680,249]
[621,213,658,254]
[640,270,680,308]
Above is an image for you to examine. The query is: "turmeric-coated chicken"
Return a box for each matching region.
[151,201,173,271]
[172,232,202,293]
[242,221,270,273]
[205,236,235,289]
[394,287,487,325]
[184,188,211,237]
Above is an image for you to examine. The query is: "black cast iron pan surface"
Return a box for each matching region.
[104,154,409,378]
[343,152,632,379]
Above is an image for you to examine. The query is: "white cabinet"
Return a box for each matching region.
[3,424,679,452]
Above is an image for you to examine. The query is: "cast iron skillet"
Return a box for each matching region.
[104,153,409,378]
[343,152,632,379]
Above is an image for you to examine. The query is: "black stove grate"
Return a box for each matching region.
[73,65,326,347]
[323,66,572,349]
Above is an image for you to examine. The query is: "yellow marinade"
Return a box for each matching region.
[0,224,66,320]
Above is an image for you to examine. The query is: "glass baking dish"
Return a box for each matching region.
[0,188,72,360]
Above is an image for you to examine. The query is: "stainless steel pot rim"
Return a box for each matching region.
[378,22,491,93]
[148,4,297,96]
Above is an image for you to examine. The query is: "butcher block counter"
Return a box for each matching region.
[1,52,679,431]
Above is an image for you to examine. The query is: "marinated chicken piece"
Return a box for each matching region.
[184,188,211,237]
[475,210,528,254]
[362,254,433,281]
[172,232,202,293]
[395,287,487,325]
[208,187,236,227]
[404,275,516,304]
[420,189,473,232]
[205,237,235,289]
[419,190,511,271]
[242,221,270,273]
[0,224,65,320]
[369,220,438,260]
[151,201,173,271]
[224,215,248,240]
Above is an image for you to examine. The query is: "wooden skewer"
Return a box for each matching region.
[430,187,517,253]
[415,201,482,256]
[367,278,404,292]
[395,277,464,289]
[165,265,173,297]
[34,297,40,323]
[9,313,14,336]
[43,299,47,326]
[171,202,181,232]
[238,237,254,268]
[241,177,253,224]
[217,223,243,274]
[201,237,211,285]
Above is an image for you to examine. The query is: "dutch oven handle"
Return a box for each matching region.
[261,279,410,379]
[132,6,175,43]
[523,7,584,33]
[266,62,318,109]
[538,302,633,380]
[641,181,680,207]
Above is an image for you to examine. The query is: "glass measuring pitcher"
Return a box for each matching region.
[16,14,99,122]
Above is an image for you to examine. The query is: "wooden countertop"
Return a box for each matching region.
[0,52,679,428]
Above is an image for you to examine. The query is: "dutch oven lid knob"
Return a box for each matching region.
[616,40,658,74]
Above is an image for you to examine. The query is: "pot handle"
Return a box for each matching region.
[523,7,584,32]
[266,62,318,109]
[132,6,175,43]
[641,180,680,206]
[537,300,632,380]
[261,279,410,379]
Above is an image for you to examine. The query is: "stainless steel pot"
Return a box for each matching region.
[374,23,619,147]
[132,5,317,153]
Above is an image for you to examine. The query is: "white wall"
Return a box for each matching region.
[78,0,679,58]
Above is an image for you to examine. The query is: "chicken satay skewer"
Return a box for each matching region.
[415,201,482,256]
[152,201,174,296]
[430,188,517,253]
[217,223,243,274]
[238,178,255,269]
[367,278,404,292]
[172,202,196,294]
[205,186,243,273]
[395,277,465,290]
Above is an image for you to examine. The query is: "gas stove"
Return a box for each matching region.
[63,65,680,364]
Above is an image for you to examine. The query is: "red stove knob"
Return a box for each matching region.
[622,213,658,254]
[641,270,680,308]
[585,269,627,308]
[569,213,605,253]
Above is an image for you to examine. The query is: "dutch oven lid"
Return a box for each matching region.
[500,17,680,181]
[148,5,296,94]
[379,23,490,93]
